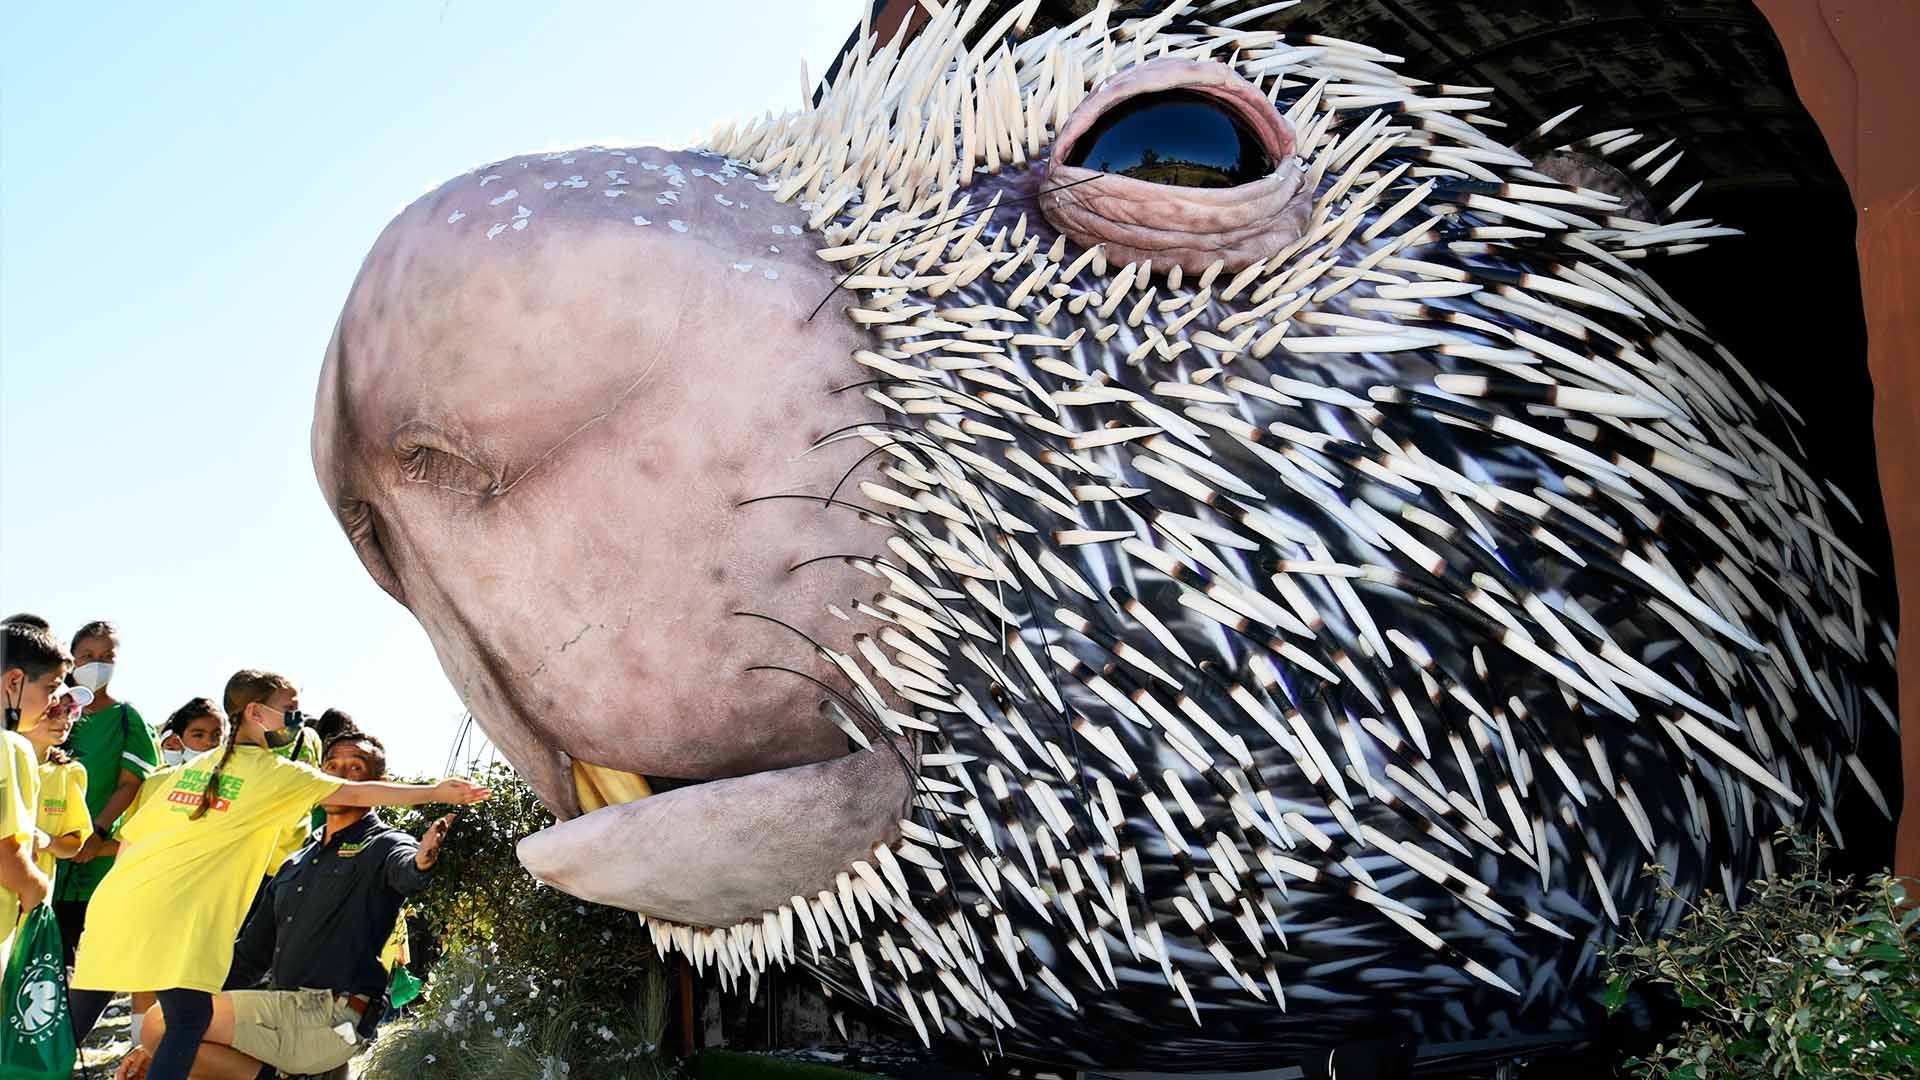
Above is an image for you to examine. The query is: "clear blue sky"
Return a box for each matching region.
[1,0,860,775]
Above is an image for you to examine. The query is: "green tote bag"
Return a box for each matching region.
[3,904,76,1079]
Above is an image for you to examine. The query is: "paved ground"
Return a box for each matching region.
[72,993,132,1078]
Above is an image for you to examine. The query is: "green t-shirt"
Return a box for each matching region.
[54,701,161,902]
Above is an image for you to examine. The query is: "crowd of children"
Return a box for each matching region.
[2,616,489,1080]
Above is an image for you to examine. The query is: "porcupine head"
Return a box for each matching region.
[311,0,1896,1069]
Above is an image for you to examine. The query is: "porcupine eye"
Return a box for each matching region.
[1039,58,1306,273]
[1064,89,1273,188]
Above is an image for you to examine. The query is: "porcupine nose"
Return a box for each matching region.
[315,144,906,826]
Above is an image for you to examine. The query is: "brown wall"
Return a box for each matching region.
[1753,0,1920,877]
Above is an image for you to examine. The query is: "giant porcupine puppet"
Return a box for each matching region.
[312,0,1898,1070]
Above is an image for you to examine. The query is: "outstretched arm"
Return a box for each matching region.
[325,777,490,809]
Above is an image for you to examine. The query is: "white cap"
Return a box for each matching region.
[53,683,94,709]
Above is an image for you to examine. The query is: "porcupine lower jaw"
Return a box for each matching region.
[520,742,913,926]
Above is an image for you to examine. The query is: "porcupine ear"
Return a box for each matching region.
[1512,104,1710,235]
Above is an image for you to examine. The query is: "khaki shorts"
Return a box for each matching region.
[228,988,364,1075]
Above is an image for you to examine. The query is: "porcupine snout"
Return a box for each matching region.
[315,145,919,925]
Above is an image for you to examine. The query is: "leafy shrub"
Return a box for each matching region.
[375,762,676,1077]
[1606,830,1920,1079]
[363,943,677,1080]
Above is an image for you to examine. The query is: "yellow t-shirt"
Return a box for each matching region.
[71,746,342,993]
[121,762,183,825]
[1,730,41,958]
[33,759,88,878]
[265,727,324,873]
[379,907,411,970]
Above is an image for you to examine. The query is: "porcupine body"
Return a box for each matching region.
[623,1,1905,1069]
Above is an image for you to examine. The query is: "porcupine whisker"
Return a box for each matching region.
[734,492,878,515]
[786,552,885,575]
[738,663,926,804]
[740,663,891,749]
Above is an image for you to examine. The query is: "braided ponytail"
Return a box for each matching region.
[194,669,293,820]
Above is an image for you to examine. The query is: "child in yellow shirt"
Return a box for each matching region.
[23,683,90,877]
[1,622,68,958]
[104,699,224,1048]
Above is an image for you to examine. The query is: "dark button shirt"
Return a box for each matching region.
[226,812,432,1001]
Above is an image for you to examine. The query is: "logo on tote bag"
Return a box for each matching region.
[6,943,62,1043]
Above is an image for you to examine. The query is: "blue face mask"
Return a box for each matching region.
[261,706,307,745]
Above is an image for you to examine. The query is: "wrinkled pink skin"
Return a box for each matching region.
[312,148,912,924]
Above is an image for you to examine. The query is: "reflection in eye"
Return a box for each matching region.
[1064,90,1273,188]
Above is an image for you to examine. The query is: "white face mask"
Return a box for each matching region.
[162,745,188,767]
[72,661,114,693]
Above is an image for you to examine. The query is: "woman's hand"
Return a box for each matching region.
[432,778,492,805]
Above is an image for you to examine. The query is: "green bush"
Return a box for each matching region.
[372,762,676,1078]
[363,944,676,1080]
[1606,830,1920,1079]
